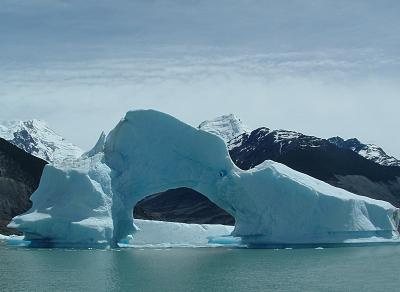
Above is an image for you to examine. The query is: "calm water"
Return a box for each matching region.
[1,243,400,292]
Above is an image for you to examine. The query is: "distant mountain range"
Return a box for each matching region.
[203,115,400,167]
[0,115,399,233]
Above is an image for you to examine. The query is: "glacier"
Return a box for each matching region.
[8,110,400,248]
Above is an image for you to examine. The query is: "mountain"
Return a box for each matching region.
[198,114,250,143]
[0,138,47,235]
[198,114,400,167]
[0,120,83,164]
[328,137,400,167]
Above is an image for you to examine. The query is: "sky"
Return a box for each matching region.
[1,0,399,157]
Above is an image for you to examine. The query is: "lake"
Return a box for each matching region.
[1,243,399,291]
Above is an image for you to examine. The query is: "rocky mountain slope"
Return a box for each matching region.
[0,138,47,234]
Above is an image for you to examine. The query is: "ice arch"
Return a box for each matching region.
[9,110,400,247]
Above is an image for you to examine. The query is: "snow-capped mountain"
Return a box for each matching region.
[199,114,400,168]
[0,120,83,164]
[328,137,400,167]
[228,126,400,168]
[228,128,333,170]
[198,114,250,143]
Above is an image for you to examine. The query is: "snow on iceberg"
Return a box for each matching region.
[8,110,400,248]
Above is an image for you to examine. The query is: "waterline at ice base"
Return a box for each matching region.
[8,110,400,248]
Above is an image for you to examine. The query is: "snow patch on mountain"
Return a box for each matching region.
[199,114,251,143]
[0,120,83,164]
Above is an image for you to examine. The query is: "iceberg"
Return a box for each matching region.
[8,110,400,248]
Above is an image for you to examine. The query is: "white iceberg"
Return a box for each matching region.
[8,110,400,248]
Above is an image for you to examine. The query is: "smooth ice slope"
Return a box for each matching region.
[9,110,400,247]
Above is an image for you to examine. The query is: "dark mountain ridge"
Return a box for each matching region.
[0,138,47,234]
[230,128,400,182]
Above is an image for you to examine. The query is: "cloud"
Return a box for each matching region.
[1,51,399,158]
[0,0,399,157]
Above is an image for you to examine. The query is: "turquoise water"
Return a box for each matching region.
[1,243,400,291]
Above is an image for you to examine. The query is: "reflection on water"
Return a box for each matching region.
[1,243,400,291]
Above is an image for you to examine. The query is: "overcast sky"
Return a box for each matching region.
[1,0,399,157]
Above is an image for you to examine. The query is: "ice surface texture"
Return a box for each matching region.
[9,110,400,247]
